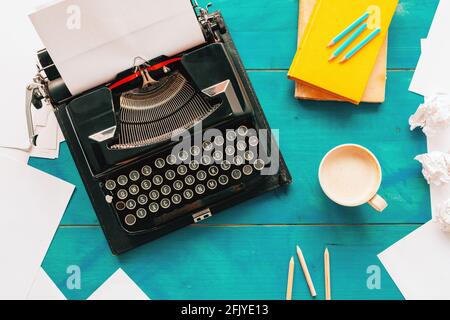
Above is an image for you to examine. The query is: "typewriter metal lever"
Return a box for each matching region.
[25,74,49,145]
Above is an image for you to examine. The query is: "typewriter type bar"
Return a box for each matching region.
[29,3,292,254]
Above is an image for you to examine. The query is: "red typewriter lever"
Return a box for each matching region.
[108,57,182,90]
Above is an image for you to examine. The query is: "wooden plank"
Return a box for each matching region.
[42,225,413,300]
[208,0,437,69]
[30,71,430,225]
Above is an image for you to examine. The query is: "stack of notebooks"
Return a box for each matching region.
[289,0,398,105]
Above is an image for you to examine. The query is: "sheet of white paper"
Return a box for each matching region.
[88,269,149,300]
[423,0,450,43]
[57,124,65,143]
[0,0,53,149]
[409,43,450,96]
[30,0,206,95]
[35,113,58,150]
[409,1,450,96]
[27,267,66,300]
[427,126,450,218]
[0,147,30,164]
[378,221,450,300]
[0,156,74,299]
[32,103,52,128]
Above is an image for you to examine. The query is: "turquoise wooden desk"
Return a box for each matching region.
[29,0,438,300]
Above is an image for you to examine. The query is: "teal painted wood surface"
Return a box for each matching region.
[196,0,438,70]
[27,0,438,300]
[43,226,413,300]
[29,71,430,226]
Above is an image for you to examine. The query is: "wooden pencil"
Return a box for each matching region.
[324,248,331,300]
[296,245,317,297]
[286,256,295,300]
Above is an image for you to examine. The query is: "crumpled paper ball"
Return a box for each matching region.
[436,200,450,233]
[415,151,450,186]
[409,94,450,136]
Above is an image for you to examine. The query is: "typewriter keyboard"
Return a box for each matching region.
[101,125,268,233]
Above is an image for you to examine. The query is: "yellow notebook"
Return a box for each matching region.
[288,0,398,104]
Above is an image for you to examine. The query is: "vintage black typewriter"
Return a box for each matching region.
[27,1,292,254]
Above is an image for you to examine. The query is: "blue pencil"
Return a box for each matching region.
[327,12,369,47]
[329,23,367,61]
[340,28,381,63]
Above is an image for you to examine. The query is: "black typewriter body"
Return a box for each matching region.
[32,7,292,254]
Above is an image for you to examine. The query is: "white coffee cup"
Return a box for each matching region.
[318,144,388,212]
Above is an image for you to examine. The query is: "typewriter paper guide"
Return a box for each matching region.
[29,0,206,95]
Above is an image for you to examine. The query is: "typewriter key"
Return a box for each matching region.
[208,166,219,177]
[196,170,207,181]
[214,136,225,147]
[213,151,223,162]
[249,136,259,147]
[117,189,128,200]
[226,131,237,142]
[207,179,218,190]
[237,141,247,152]
[141,165,152,177]
[237,126,249,137]
[116,201,126,211]
[138,195,148,206]
[231,169,242,180]
[177,165,188,176]
[201,155,212,166]
[149,202,159,213]
[244,150,255,162]
[173,180,184,191]
[221,160,232,171]
[124,214,137,226]
[190,146,201,157]
[117,175,128,186]
[161,198,171,209]
[183,189,194,200]
[141,180,152,191]
[105,180,116,191]
[129,170,140,181]
[136,208,147,219]
[233,155,244,166]
[166,154,177,166]
[165,170,176,181]
[195,184,206,195]
[203,141,213,152]
[155,158,165,169]
[153,175,163,186]
[149,190,160,201]
[218,175,229,186]
[126,199,137,210]
[189,160,200,171]
[225,146,235,157]
[161,185,171,196]
[185,175,195,186]
[254,159,265,171]
[129,185,139,196]
[243,165,254,176]
[178,150,189,162]
[172,194,182,205]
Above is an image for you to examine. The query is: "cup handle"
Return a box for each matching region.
[368,194,388,212]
